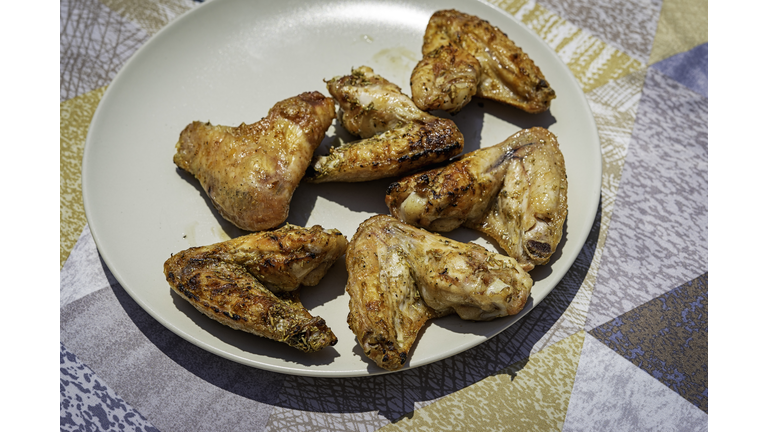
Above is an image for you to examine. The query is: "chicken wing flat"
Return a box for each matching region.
[174,91,335,231]
[163,224,348,353]
[346,215,532,370]
[411,9,556,114]
[304,66,463,183]
[385,127,567,271]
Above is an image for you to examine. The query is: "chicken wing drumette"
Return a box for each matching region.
[174,91,335,231]
[385,127,567,272]
[346,215,532,371]
[304,66,464,183]
[164,224,348,353]
[410,10,556,114]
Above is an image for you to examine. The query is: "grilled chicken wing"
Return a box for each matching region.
[411,10,556,114]
[305,66,463,183]
[163,224,348,352]
[346,215,532,370]
[174,91,335,231]
[410,43,481,115]
[385,127,567,271]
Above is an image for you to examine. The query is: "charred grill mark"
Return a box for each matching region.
[494,149,515,168]
[386,181,402,196]
[188,273,203,291]
[526,240,551,258]
[176,284,200,302]
[397,139,462,163]
[511,142,536,158]
[488,141,536,170]
[222,311,242,321]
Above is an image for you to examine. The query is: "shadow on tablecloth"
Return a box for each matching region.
[106,198,601,422]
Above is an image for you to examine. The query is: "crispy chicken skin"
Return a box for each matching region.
[346,215,532,370]
[410,43,481,115]
[174,91,335,231]
[385,127,567,271]
[305,66,463,183]
[411,10,556,114]
[163,224,348,352]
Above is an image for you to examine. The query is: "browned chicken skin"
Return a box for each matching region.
[163,224,348,353]
[346,215,532,370]
[305,66,464,183]
[174,91,335,231]
[411,10,556,114]
[385,127,567,272]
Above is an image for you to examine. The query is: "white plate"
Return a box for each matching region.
[83,0,601,377]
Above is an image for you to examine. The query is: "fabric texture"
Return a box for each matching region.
[60,0,708,430]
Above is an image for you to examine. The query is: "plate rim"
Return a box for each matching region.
[81,0,602,378]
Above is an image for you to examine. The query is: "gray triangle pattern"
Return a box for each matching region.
[58,1,709,430]
[60,280,284,432]
[536,0,663,63]
[563,334,708,431]
[60,343,160,432]
[262,203,602,429]
[60,0,149,101]
[586,67,708,331]
[60,224,117,309]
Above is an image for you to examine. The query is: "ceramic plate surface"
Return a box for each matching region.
[83,0,602,377]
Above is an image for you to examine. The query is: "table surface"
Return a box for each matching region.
[60,0,708,430]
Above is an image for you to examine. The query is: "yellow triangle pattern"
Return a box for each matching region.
[59,0,707,428]
[489,0,644,93]
[649,0,708,65]
[379,331,586,431]
[61,86,107,268]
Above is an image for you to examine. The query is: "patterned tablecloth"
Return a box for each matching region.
[60,0,708,430]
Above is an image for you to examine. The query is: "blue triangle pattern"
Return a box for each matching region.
[652,43,708,97]
[588,273,708,412]
[60,342,160,432]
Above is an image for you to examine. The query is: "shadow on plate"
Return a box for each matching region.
[272,198,601,423]
[175,167,249,239]
[442,98,557,153]
[123,98,590,421]
[108,197,601,421]
[174,94,557,240]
